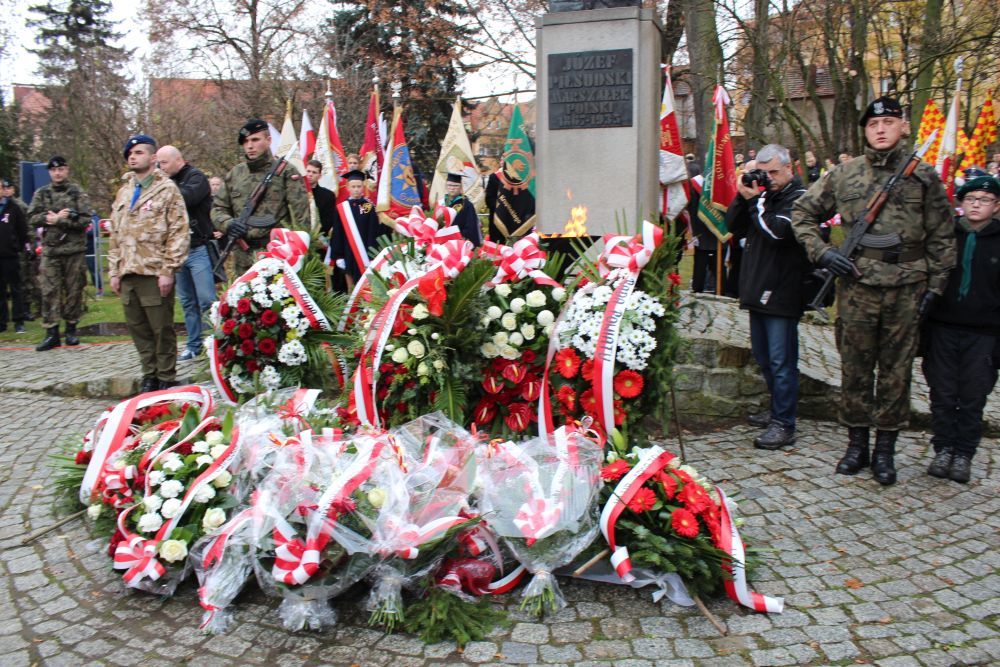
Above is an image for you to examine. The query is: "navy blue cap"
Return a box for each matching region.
[124,134,157,159]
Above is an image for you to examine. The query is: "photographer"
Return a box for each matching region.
[726,144,809,450]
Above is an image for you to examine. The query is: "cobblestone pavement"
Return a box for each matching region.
[1,391,997,666]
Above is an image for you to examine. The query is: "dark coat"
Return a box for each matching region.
[927,216,1000,335]
[446,195,482,246]
[0,198,27,259]
[312,185,337,236]
[330,197,392,280]
[171,164,214,248]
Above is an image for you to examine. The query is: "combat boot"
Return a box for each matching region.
[926,448,953,478]
[835,427,870,475]
[35,326,60,352]
[871,430,898,486]
[64,322,80,346]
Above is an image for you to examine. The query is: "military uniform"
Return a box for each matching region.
[26,179,92,335]
[108,167,190,386]
[211,152,309,275]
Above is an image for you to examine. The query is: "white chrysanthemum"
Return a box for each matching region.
[537,310,555,326]
[193,485,216,503]
[281,305,302,327]
[209,302,221,327]
[486,305,503,320]
[252,290,273,307]
[277,339,307,366]
[500,313,518,330]
[138,512,163,534]
[269,281,290,301]
[592,285,613,304]
[260,364,282,389]
[191,440,209,454]
[147,470,165,487]
[412,303,430,320]
[494,284,512,297]
[510,297,526,314]
[160,497,183,519]
[526,290,546,308]
[481,342,500,358]
[250,277,267,292]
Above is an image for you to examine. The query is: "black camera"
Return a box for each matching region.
[741,168,770,189]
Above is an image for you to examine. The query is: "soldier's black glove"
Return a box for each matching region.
[918,291,939,323]
[818,248,855,278]
[226,218,248,240]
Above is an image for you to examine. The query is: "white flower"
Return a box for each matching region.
[160,497,183,519]
[526,290,546,308]
[209,444,228,460]
[412,303,430,320]
[520,323,536,340]
[500,313,518,331]
[205,431,224,446]
[147,471,165,487]
[480,342,499,358]
[510,297,526,314]
[195,454,214,468]
[494,284,512,297]
[191,440,209,454]
[277,339,308,366]
[140,430,160,445]
[268,281,290,301]
[86,504,102,520]
[431,332,439,340]
[552,287,567,301]
[486,305,503,320]
[158,539,188,563]
[407,340,426,358]
[212,470,233,489]
[492,332,509,346]
[407,328,417,335]
[500,345,520,360]
[391,347,409,363]
[194,485,216,503]
[417,362,429,376]
[202,508,227,532]
[544,323,554,337]
[159,479,184,499]
[260,365,281,389]
[537,310,555,326]
[281,305,302,327]
[161,453,183,473]
[367,488,386,508]
[509,332,524,346]
[480,315,492,327]
[432,359,444,370]
[143,494,163,513]
[138,512,163,534]
[209,302,221,328]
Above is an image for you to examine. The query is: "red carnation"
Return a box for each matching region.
[519,375,542,401]
[219,302,230,317]
[600,459,631,481]
[614,370,644,399]
[175,441,193,456]
[473,399,497,425]
[245,359,260,373]
[240,339,255,356]
[501,362,527,384]
[668,272,682,287]
[504,402,533,433]
[482,373,504,395]
[221,319,237,335]
[581,358,595,382]
[260,309,279,327]
[556,385,577,412]
[74,450,92,466]
[627,486,658,513]
[258,338,277,356]
[236,298,252,314]
[555,348,581,379]
[671,507,700,538]
[237,322,254,339]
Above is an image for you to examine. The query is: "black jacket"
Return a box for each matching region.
[927,216,1000,335]
[446,195,482,246]
[312,185,337,236]
[330,197,392,280]
[728,177,810,318]
[171,164,214,248]
[0,198,27,259]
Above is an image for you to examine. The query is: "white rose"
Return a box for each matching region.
[537,310,555,326]
[407,328,417,335]
[159,480,184,499]
[86,504,102,520]
[391,347,409,363]
[147,471,165,487]
[494,284,512,297]
[492,332,509,346]
[205,431,224,446]
[521,323,536,340]
[138,512,163,534]
[407,340,426,358]
[143,494,163,513]
[510,297,526,314]
[161,454,183,473]
[432,359,444,370]
[544,323,554,336]
[158,539,188,563]
[526,290,546,308]
[160,497,183,519]
[412,303,430,320]
[486,305,503,320]
[210,444,229,459]
[194,485,217,503]
[552,287,567,302]
[367,488,387,509]
[509,332,524,346]
[191,440,209,454]
[480,342,499,358]
[500,313,517,331]
[417,362,429,376]
[202,508,227,532]
[212,470,233,489]
[140,431,160,445]
[195,454,214,468]
[500,345,520,360]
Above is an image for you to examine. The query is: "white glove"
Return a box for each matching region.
[335,259,346,270]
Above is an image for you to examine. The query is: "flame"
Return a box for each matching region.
[563,205,588,237]
[566,188,573,200]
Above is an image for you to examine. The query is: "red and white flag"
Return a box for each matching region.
[359,88,384,192]
[299,109,316,163]
[936,61,964,201]
[314,98,348,196]
[659,67,689,222]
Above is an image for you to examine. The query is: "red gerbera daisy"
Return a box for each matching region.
[613,370,644,399]
[671,507,700,538]
[657,471,678,499]
[579,389,597,414]
[556,385,577,412]
[554,348,581,379]
[627,486,658,513]
[614,399,626,426]
[600,459,632,481]
[678,483,712,514]
[581,358,595,382]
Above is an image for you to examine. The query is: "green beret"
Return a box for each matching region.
[957,176,1000,200]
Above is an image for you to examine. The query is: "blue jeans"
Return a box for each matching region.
[175,244,217,354]
[749,312,799,428]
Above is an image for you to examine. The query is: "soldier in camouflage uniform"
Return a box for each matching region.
[792,97,955,486]
[26,156,93,350]
[108,135,190,394]
[211,119,309,275]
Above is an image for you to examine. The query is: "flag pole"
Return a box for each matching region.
[716,239,723,295]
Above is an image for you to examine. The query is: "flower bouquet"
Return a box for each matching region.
[476,422,604,615]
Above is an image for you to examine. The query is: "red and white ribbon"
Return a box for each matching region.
[481,233,560,288]
[434,203,457,227]
[259,229,310,272]
[208,339,237,405]
[715,487,784,613]
[114,535,166,585]
[282,265,332,331]
[387,515,470,559]
[337,199,372,271]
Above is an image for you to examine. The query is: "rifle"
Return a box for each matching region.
[213,145,297,273]
[807,129,939,320]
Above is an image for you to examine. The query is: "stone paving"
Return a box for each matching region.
[0,387,997,666]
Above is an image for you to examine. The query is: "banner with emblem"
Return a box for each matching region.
[429,97,485,210]
[490,105,536,240]
[659,67,689,222]
[376,106,423,225]
[359,87,384,195]
[696,86,735,242]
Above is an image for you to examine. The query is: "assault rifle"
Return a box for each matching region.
[807,129,939,319]
[213,145,297,273]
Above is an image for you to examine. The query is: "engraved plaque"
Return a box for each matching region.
[548,49,633,130]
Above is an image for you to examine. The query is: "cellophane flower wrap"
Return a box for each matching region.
[476,422,604,615]
[365,413,479,630]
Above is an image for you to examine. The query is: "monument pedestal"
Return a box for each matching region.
[535,7,662,237]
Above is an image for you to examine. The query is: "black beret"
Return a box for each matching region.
[859,97,904,126]
[957,176,1000,200]
[238,119,269,145]
[123,134,157,159]
[47,156,68,169]
[0,178,11,188]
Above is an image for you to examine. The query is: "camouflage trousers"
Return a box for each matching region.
[40,252,86,327]
[834,280,924,430]
[20,251,41,318]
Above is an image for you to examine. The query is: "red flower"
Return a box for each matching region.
[581,358,595,382]
[391,303,413,336]
[222,345,236,363]
[555,348,581,379]
[614,370,644,399]
[258,338,277,356]
[482,373,504,395]
[237,322,254,339]
[219,302,230,317]
[579,389,597,414]
[678,482,712,514]
[417,268,447,317]
[260,309,279,326]
[108,528,126,558]
[74,450,92,466]
[657,471,678,499]
[221,319,237,335]
[521,350,537,364]
[245,359,260,373]
[236,298,252,315]
[671,507,700,538]
[519,375,542,401]
[504,402,533,432]
[136,404,171,424]
[600,459,632,481]
[501,362,527,384]
[668,272,682,287]
[626,487,657,513]
[614,399,626,426]
[556,385,577,412]
[473,398,497,425]
[175,441,193,456]
[240,339,255,356]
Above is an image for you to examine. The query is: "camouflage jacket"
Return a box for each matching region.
[107,169,190,280]
[210,152,309,245]
[26,182,93,256]
[792,144,955,294]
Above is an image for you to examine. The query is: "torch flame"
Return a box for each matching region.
[564,205,588,237]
